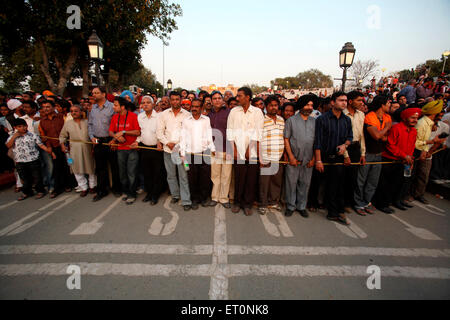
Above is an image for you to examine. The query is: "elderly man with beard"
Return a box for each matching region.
[284,95,316,217]
[59,105,96,197]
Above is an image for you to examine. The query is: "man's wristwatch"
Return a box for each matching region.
[122,130,126,135]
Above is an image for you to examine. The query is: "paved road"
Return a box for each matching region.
[0,187,448,300]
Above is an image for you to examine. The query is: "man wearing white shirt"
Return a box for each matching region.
[20,101,39,134]
[156,91,192,210]
[180,99,216,210]
[227,87,264,216]
[131,96,164,205]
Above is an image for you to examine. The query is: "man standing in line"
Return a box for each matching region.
[283,95,316,217]
[156,91,192,211]
[411,100,445,204]
[258,95,285,215]
[354,95,392,215]
[131,96,164,206]
[343,91,366,209]
[88,87,121,201]
[314,92,353,225]
[398,80,417,105]
[38,100,72,198]
[227,87,264,216]
[374,108,421,213]
[109,97,141,205]
[208,91,232,209]
[180,99,216,210]
[59,105,96,197]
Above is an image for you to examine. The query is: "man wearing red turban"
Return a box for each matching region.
[373,108,421,214]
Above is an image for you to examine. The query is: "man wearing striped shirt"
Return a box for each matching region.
[258,96,285,215]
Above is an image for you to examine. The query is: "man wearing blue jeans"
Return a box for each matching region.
[109,97,141,205]
[354,95,392,215]
[156,91,192,211]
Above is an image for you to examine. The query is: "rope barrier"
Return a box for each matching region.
[43,136,445,167]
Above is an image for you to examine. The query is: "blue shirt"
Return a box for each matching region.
[398,85,416,104]
[88,101,115,139]
[313,110,353,157]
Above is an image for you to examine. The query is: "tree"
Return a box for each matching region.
[243,84,269,95]
[124,64,163,94]
[0,0,182,95]
[270,69,333,90]
[349,59,379,85]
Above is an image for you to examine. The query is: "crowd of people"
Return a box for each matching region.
[1,76,449,225]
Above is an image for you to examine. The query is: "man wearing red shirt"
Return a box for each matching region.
[374,108,421,214]
[109,97,141,204]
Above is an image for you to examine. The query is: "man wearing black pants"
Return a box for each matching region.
[88,87,121,201]
[132,96,164,205]
[227,87,264,216]
[314,92,353,225]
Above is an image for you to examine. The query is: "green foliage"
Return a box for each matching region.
[242,84,269,95]
[124,64,163,94]
[0,0,182,94]
[270,69,333,89]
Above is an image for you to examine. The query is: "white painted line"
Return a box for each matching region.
[1,263,448,280]
[411,201,445,217]
[0,244,213,255]
[0,195,75,237]
[0,263,212,277]
[271,210,294,237]
[426,204,445,213]
[390,215,442,241]
[209,204,228,300]
[0,200,18,211]
[333,222,358,239]
[70,197,122,235]
[259,213,281,237]
[226,246,450,258]
[0,244,448,258]
[148,197,179,236]
[227,265,450,279]
[346,218,368,239]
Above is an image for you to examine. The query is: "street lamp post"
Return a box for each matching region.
[167,79,172,93]
[273,84,278,94]
[442,51,450,74]
[87,30,104,86]
[336,42,356,92]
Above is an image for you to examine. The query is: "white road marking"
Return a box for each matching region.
[389,215,442,241]
[259,214,281,237]
[411,201,445,217]
[148,197,179,236]
[0,195,76,237]
[0,263,211,277]
[70,197,122,235]
[209,204,228,300]
[333,217,368,239]
[0,244,213,255]
[226,246,450,258]
[346,218,368,239]
[333,222,358,239]
[271,209,294,237]
[426,204,445,213]
[0,263,448,280]
[227,265,450,279]
[0,200,18,211]
[1,244,448,258]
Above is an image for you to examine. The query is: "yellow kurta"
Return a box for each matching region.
[59,119,95,175]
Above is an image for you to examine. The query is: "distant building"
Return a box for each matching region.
[199,84,239,96]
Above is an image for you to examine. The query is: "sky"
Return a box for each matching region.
[141,0,450,90]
